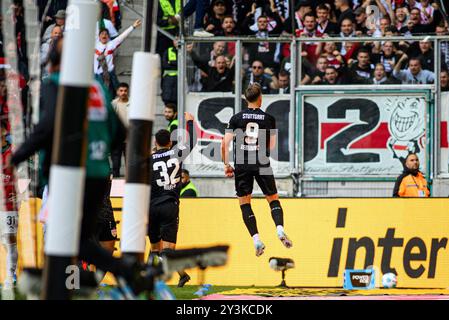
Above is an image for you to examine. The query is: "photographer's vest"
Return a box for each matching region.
[160,0,181,30]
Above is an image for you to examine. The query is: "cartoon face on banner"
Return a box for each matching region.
[388,98,425,141]
[303,94,428,176]
[387,97,426,166]
[184,94,291,177]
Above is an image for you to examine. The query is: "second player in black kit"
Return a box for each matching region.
[148,112,196,287]
[222,83,292,257]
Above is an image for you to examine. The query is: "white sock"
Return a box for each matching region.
[252,234,261,245]
[276,225,285,236]
[5,242,18,281]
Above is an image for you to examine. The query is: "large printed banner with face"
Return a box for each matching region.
[301,92,429,177]
[183,93,292,177]
[439,92,449,176]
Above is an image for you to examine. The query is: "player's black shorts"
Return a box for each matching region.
[234,166,278,197]
[148,200,179,244]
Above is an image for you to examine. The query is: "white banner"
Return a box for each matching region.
[183,93,292,177]
[302,93,429,177]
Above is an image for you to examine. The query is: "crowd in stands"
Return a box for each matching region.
[156,0,449,100]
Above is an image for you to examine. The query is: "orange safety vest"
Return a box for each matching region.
[397,172,429,197]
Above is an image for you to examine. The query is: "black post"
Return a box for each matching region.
[41,0,98,300]
[143,0,153,52]
[290,0,296,36]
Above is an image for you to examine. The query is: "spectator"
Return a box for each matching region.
[321,66,345,84]
[298,13,324,66]
[38,0,68,31]
[243,60,273,94]
[368,63,401,84]
[204,0,228,35]
[394,5,409,31]
[180,169,199,197]
[244,15,283,72]
[244,1,285,34]
[40,25,62,79]
[405,7,434,34]
[187,44,234,92]
[440,69,449,92]
[316,3,339,35]
[224,54,235,69]
[322,41,345,70]
[416,0,435,25]
[111,83,129,177]
[436,23,449,70]
[338,18,358,57]
[271,70,291,94]
[94,19,142,98]
[373,16,396,37]
[335,0,355,26]
[372,41,402,76]
[354,5,368,34]
[283,0,313,34]
[216,15,239,56]
[303,55,329,85]
[243,8,284,36]
[161,40,178,105]
[42,10,65,43]
[207,41,227,67]
[217,15,239,36]
[349,47,374,83]
[393,55,435,84]
[399,7,419,35]
[112,82,129,126]
[393,153,429,197]
[408,40,434,71]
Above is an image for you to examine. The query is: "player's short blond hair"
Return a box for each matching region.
[245,83,262,103]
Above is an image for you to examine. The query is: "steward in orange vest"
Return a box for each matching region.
[393,153,430,197]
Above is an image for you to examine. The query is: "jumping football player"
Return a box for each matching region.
[221,83,292,257]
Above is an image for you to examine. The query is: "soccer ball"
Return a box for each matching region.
[382,273,397,288]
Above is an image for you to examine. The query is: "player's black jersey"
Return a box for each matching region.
[150,120,196,206]
[226,107,276,169]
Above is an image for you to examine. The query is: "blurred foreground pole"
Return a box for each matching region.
[41,0,98,300]
[121,0,159,261]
